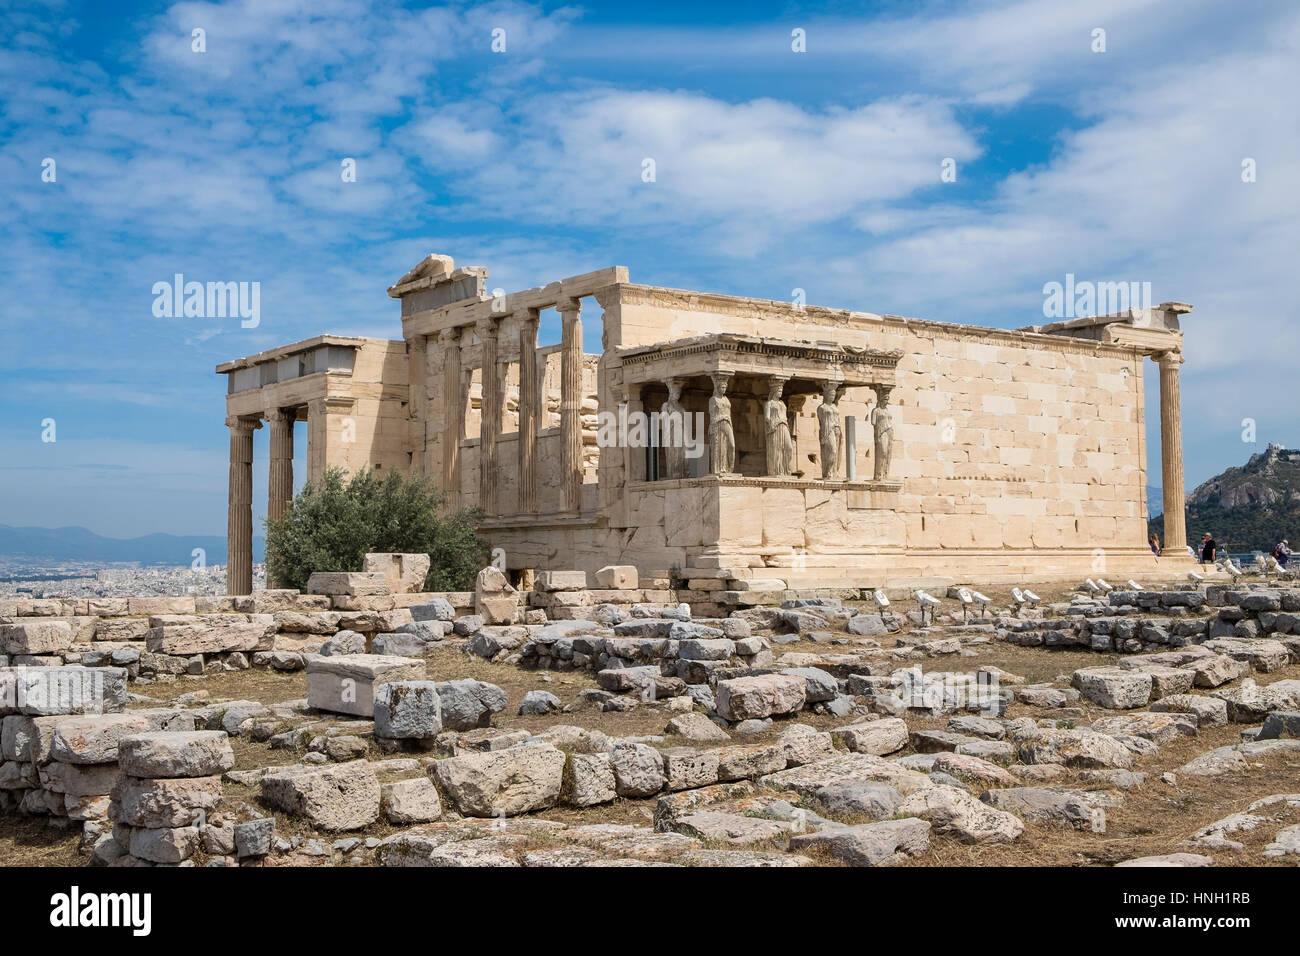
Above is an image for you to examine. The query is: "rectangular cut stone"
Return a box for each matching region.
[93,618,149,642]
[1,667,127,716]
[86,598,129,617]
[127,597,196,616]
[0,621,73,655]
[145,622,272,655]
[363,553,431,594]
[306,654,427,716]
[594,565,639,589]
[535,571,588,591]
[306,572,390,597]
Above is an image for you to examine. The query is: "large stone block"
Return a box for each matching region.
[363,553,431,594]
[260,761,381,831]
[432,744,566,816]
[381,777,442,823]
[49,713,159,765]
[535,570,588,592]
[789,818,931,865]
[144,620,272,655]
[117,731,235,778]
[410,598,456,622]
[374,681,442,740]
[567,752,617,807]
[129,825,200,863]
[434,679,508,731]
[305,654,426,717]
[38,760,120,796]
[110,775,223,828]
[0,621,73,655]
[715,674,807,721]
[594,565,638,590]
[306,572,390,597]
[0,666,127,716]
[1071,667,1152,709]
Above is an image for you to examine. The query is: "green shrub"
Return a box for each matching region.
[265,467,487,592]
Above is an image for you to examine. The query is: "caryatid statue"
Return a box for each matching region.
[764,378,795,476]
[816,380,843,480]
[661,377,687,479]
[708,372,735,474]
[871,385,895,480]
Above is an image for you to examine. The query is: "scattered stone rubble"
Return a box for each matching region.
[5,561,1300,867]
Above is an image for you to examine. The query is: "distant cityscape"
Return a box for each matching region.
[0,560,266,599]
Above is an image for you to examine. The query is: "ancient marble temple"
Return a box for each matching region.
[218,254,1195,594]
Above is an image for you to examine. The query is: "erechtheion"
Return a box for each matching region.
[218,254,1196,594]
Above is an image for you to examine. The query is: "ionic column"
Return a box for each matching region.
[477,316,501,517]
[226,416,258,596]
[559,298,583,514]
[518,309,540,514]
[1157,351,1188,556]
[440,327,463,507]
[267,408,294,522]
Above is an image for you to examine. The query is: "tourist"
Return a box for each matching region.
[1273,539,1291,568]
[1199,532,1216,565]
[1149,533,1160,555]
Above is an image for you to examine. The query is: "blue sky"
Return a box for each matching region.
[2,0,1297,539]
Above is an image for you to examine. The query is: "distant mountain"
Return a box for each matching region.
[1149,444,1300,553]
[0,524,266,566]
[1146,484,1162,518]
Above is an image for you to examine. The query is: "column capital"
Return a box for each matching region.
[520,307,541,329]
[225,415,260,433]
[557,297,582,316]
[265,407,291,424]
[765,375,790,398]
[1155,350,1184,369]
[437,326,462,345]
[475,314,501,339]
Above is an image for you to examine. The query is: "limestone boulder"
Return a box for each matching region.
[609,742,666,797]
[812,781,903,820]
[435,679,509,731]
[318,629,367,657]
[431,744,566,816]
[567,752,617,807]
[665,712,731,743]
[979,787,1109,828]
[49,713,158,765]
[110,775,222,828]
[260,760,381,831]
[117,731,235,778]
[788,818,930,865]
[374,681,442,740]
[1016,728,1134,769]
[306,572,389,597]
[715,674,806,721]
[363,553,431,594]
[831,718,909,756]
[594,565,638,589]
[305,653,426,717]
[0,621,73,655]
[897,785,1024,844]
[1071,667,1152,709]
[1149,694,1229,727]
[380,778,442,824]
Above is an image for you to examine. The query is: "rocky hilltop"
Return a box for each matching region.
[1152,444,1300,552]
